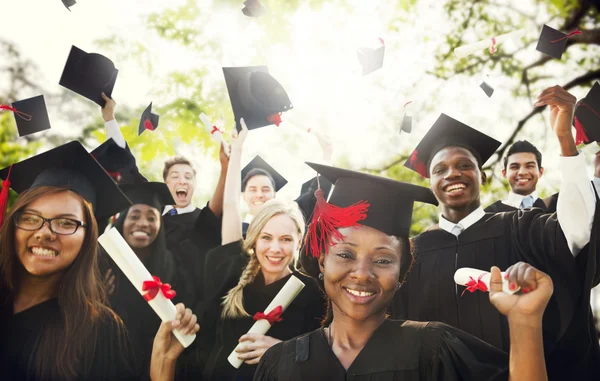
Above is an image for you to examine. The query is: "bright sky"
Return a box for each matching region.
[1,0,597,208]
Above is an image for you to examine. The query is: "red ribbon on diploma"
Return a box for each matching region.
[253,305,283,325]
[142,276,176,301]
[489,37,497,54]
[461,273,488,297]
[210,125,220,135]
[0,105,32,121]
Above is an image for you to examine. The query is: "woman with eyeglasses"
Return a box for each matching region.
[0,141,198,381]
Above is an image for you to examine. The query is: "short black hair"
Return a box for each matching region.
[242,168,276,191]
[503,140,543,170]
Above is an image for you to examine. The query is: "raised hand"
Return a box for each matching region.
[312,130,333,163]
[489,263,553,326]
[235,333,282,365]
[231,118,249,152]
[100,92,117,122]
[534,85,577,138]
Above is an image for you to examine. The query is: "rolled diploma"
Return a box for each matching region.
[454,267,519,295]
[98,228,196,348]
[227,275,305,368]
[454,29,526,59]
[200,113,223,143]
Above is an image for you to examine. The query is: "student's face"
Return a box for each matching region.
[254,214,299,279]
[320,225,401,322]
[122,204,161,249]
[243,175,275,216]
[15,191,86,278]
[165,164,195,208]
[429,147,484,210]
[502,152,543,196]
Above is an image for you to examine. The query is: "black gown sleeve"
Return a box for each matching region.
[193,202,223,251]
[419,322,508,381]
[254,341,286,381]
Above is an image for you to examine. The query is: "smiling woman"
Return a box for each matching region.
[0,141,138,380]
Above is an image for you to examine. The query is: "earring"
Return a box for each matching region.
[396,282,401,290]
[318,273,324,281]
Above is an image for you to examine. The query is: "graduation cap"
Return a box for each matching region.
[399,101,413,134]
[0,141,131,225]
[573,82,600,145]
[303,162,438,259]
[90,138,136,180]
[404,113,501,178]
[480,81,494,98]
[357,38,385,76]
[242,0,266,17]
[241,155,287,192]
[62,0,76,10]
[535,25,581,59]
[138,102,160,135]
[119,182,174,211]
[1,95,51,137]
[223,66,293,132]
[59,45,119,106]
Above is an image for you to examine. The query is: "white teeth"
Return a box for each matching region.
[253,201,264,206]
[31,247,58,258]
[446,184,466,192]
[267,256,283,262]
[345,288,374,297]
[132,231,150,238]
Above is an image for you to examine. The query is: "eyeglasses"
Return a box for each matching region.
[13,212,87,235]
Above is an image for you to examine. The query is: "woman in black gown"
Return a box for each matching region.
[254,163,552,381]
[0,141,139,381]
[188,120,326,381]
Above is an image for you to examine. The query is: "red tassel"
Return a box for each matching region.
[550,28,582,43]
[0,105,32,121]
[0,165,13,229]
[306,189,369,258]
[574,116,590,145]
[409,150,428,178]
[267,113,282,126]
[143,119,155,131]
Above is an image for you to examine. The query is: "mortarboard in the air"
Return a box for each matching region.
[404,113,501,178]
[480,81,494,97]
[573,82,600,145]
[0,141,131,223]
[59,45,119,106]
[241,155,288,192]
[1,95,51,137]
[62,0,76,10]
[302,162,438,260]
[242,0,266,17]
[119,182,175,211]
[90,138,136,180]
[138,102,160,135]
[399,101,413,134]
[535,25,581,59]
[223,66,293,132]
[357,38,385,76]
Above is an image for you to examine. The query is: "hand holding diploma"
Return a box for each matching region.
[454,267,519,296]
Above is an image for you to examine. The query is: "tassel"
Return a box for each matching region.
[0,105,32,121]
[550,28,582,43]
[267,113,282,126]
[143,119,155,131]
[574,116,590,146]
[306,189,369,258]
[409,150,428,178]
[0,165,13,229]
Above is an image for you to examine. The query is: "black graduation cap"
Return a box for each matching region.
[357,38,385,76]
[138,102,160,135]
[404,113,501,178]
[62,0,76,10]
[8,95,52,137]
[242,0,266,17]
[59,45,119,106]
[303,162,437,259]
[535,25,575,59]
[399,101,413,134]
[241,155,288,192]
[223,66,293,132]
[480,81,494,97]
[0,141,131,220]
[90,138,136,178]
[573,82,600,145]
[119,182,174,210]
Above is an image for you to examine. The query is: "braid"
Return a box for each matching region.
[221,253,261,319]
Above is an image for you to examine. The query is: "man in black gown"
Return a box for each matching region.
[485,140,557,213]
[396,86,599,380]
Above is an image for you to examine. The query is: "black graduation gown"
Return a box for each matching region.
[195,240,326,381]
[0,298,138,381]
[254,319,508,381]
[392,208,599,380]
[484,193,558,214]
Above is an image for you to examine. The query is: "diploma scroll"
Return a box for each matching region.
[227,275,305,368]
[454,29,526,59]
[454,267,519,295]
[98,228,196,348]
